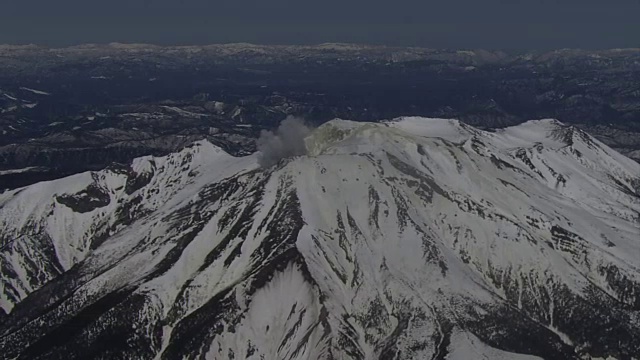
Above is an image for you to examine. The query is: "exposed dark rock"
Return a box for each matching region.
[55,184,111,213]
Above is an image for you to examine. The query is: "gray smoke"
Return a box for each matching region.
[257,116,313,167]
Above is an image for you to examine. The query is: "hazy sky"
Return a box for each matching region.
[2,0,639,49]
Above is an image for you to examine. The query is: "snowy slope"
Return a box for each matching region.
[0,118,639,360]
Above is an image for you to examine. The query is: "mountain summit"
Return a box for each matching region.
[1,118,639,359]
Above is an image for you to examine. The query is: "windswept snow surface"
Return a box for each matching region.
[1,118,639,359]
[18,87,51,96]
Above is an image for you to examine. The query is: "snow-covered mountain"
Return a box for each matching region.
[1,117,639,359]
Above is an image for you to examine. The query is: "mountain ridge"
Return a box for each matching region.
[0,117,639,359]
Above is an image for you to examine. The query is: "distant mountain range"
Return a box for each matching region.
[1,43,640,191]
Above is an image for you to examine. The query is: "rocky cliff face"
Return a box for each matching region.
[1,117,639,359]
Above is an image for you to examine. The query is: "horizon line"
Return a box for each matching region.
[1,42,639,53]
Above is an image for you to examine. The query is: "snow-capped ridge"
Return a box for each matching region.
[1,118,639,359]
[0,139,252,313]
[387,116,473,142]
